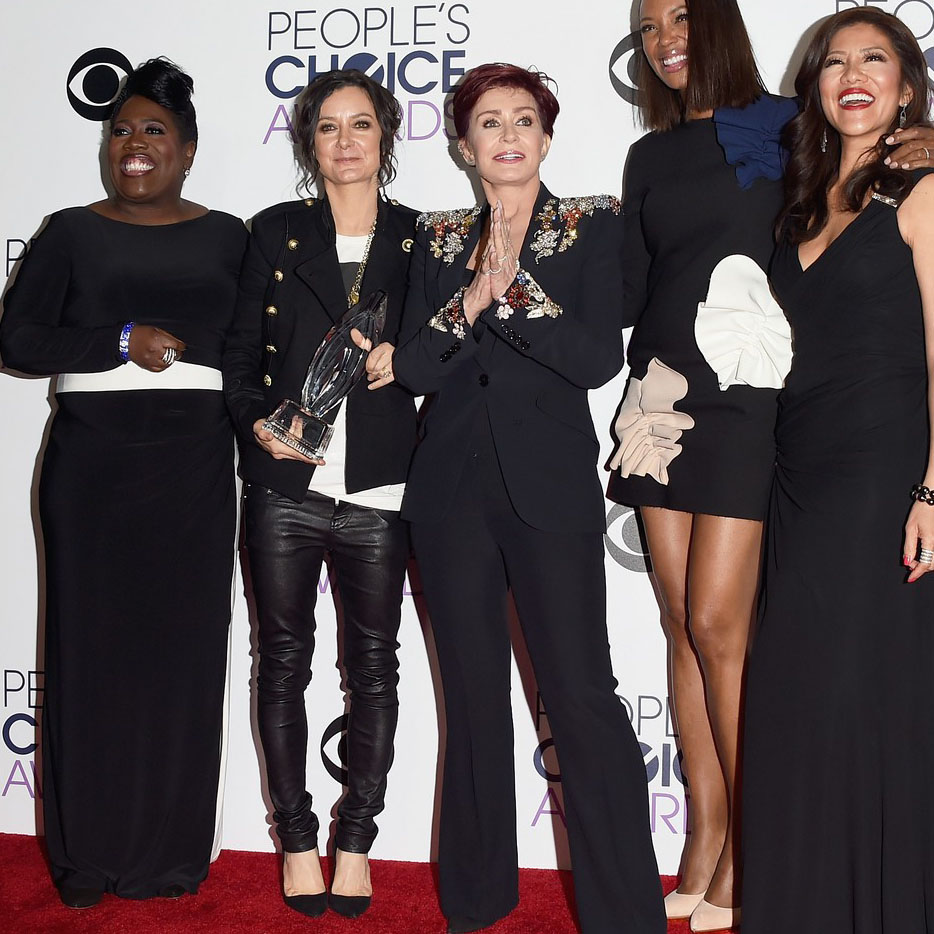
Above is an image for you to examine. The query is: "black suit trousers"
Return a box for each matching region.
[244,485,409,853]
[410,416,665,933]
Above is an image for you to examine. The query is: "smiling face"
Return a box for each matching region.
[818,22,911,148]
[640,0,690,93]
[459,86,551,188]
[108,95,194,208]
[312,85,382,190]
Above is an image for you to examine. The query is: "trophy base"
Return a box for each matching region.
[263,400,334,460]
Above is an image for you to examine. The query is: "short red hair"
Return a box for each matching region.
[452,63,559,139]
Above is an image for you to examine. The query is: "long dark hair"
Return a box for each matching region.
[778,8,932,244]
[110,58,197,144]
[637,0,765,131]
[292,69,402,193]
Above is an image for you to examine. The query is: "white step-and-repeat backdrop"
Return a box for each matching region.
[2,0,932,874]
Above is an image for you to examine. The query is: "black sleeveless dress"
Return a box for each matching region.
[743,171,934,933]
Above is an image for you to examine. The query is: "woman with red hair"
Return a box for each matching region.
[364,63,665,934]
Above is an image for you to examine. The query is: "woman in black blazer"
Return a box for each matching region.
[366,63,664,934]
[223,70,417,920]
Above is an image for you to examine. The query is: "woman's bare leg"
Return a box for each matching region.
[686,513,763,908]
[641,507,727,898]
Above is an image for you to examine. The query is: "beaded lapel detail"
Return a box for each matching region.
[418,194,620,268]
[418,206,483,265]
[529,195,620,263]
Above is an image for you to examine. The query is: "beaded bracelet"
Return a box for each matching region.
[118,321,136,362]
[911,483,934,505]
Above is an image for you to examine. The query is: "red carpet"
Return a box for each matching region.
[3,833,690,933]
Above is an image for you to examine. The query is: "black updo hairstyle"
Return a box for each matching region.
[109,58,198,145]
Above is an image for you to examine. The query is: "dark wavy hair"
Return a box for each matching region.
[637,0,765,132]
[109,58,197,144]
[452,63,560,139]
[778,8,932,244]
[292,69,402,193]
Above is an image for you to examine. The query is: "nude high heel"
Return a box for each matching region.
[665,888,707,919]
[690,898,741,932]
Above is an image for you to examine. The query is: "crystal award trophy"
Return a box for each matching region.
[263,290,387,459]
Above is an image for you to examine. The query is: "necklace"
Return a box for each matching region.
[347,214,379,307]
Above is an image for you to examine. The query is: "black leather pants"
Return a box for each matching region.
[244,485,409,854]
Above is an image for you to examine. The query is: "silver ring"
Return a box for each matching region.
[161,347,177,365]
[920,547,934,565]
[924,147,931,161]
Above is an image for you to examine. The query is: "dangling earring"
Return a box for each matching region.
[820,127,827,154]
[899,103,908,128]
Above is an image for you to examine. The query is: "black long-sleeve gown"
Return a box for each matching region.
[0,207,247,898]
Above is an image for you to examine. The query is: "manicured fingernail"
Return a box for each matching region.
[904,555,912,566]
[886,135,895,144]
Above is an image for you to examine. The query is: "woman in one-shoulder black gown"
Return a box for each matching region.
[743,10,934,932]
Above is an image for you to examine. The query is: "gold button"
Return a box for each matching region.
[287,239,299,250]
[263,374,272,387]
[402,238,413,253]
[390,198,399,205]
[265,344,277,353]
[265,305,278,316]
[273,270,284,281]
[305,198,315,206]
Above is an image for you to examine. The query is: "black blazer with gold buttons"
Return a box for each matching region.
[392,183,625,533]
[223,195,419,503]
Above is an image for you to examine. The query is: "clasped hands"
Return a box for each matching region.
[463,199,519,324]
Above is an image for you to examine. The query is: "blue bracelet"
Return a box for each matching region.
[119,321,136,362]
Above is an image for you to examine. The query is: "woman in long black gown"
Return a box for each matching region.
[0,59,245,907]
[743,10,934,932]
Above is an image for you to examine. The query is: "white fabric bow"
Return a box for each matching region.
[695,254,792,391]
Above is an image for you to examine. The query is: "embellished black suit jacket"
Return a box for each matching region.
[393,183,625,533]
[223,195,419,502]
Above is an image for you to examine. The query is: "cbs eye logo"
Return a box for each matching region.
[67,48,133,121]
[321,714,396,785]
[608,31,641,105]
[604,504,651,573]
[896,2,934,42]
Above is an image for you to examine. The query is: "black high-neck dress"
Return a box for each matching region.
[743,172,934,932]
[608,106,793,519]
